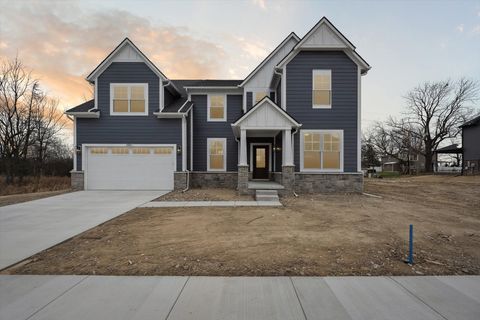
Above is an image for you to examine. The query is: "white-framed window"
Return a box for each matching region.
[207,94,226,121]
[300,130,343,172]
[207,138,227,171]
[409,154,419,161]
[110,83,148,115]
[312,70,332,109]
[254,91,269,104]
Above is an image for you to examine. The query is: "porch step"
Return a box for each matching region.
[255,190,279,202]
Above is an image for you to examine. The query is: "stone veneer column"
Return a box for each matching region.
[70,171,84,190]
[282,165,295,192]
[237,165,249,194]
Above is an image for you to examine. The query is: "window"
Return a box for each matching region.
[111,147,129,154]
[154,147,173,155]
[312,70,331,108]
[409,154,419,161]
[110,84,148,115]
[132,147,150,154]
[301,130,343,171]
[208,94,226,121]
[207,138,226,171]
[90,147,109,154]
[254,91,269,104]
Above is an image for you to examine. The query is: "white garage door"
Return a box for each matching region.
[85,145,175,190]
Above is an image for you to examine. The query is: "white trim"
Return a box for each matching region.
[232,97,300,128]
[160,79,164,111]
[184,86,239,90]
[312,69,332,109]
[190,107,193,171]
[281,66,287,110]
[86,39,168,82]
[109,83,149,116]
[294,18,354,51]
[73,117,77,171]
[249,143,272,172]
[239,33,300,87]
[82,143,177,190]
[182,116,187,171]
[299,129,344,173]
[94,80,98,109]
[153,112,185,118]
[242,91,247,113]
[65,112,100,118]
[207,94,227,122]
[357,67,361,172]
[207,138,227,172]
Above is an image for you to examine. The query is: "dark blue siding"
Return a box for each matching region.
[269,91,276,103]
[463,125,480,160]
[76,62,182,171]
[246,92,253,110]
[191,94,242,171]
[276,80,282,107]
[286,51,358,172]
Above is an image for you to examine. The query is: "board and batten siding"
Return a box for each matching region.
[76,62,182,171]
[191,94,242,171]
[285,51,359,172]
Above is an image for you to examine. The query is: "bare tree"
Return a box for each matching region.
[0,57,39,183]
[0,56,69,185]
[31,94,67,180]
[403,79,478,172]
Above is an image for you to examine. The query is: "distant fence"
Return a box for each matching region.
[435,166,462,173]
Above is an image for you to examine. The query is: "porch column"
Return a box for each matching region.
[282,129,295,194]
[239,129,247,166]
[237,128,249,194]
[283,129,293,166]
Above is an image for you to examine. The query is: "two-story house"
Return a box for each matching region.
[66,17,370,194]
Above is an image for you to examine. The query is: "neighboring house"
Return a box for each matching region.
[460,115,480,175]
[381,153,425,174]
[65,17,370,193]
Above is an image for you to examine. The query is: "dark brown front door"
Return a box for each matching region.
[253,145,269,179]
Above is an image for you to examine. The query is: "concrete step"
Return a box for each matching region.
[255,190,279,202]
[256,190,278,196]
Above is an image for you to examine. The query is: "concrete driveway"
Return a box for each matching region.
[0,191,165,269]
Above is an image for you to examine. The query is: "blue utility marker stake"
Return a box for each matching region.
[408,224,413,265]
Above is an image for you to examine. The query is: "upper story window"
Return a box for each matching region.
[301,130,343,172]
[110,83,148,115]
[409,154,419,161]
[254,91,269,104]
[312,70,331,109]
[208,94,226,121]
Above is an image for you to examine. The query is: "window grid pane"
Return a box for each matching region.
[303,132,341,170]
[255,92,268,104]
[112,85,146,113]
[209,140,225,170]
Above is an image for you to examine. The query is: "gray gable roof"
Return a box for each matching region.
[65,99,94,113]
[460,114,480,128]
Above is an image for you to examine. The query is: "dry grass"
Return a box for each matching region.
[0,176,70,196]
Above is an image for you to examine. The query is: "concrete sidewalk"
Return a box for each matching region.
[0,275,478,320]
[140,200,282,207]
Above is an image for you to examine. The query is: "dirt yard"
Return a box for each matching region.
[0,190,70,207]
[4,175,479,276]
[155,188,253,201]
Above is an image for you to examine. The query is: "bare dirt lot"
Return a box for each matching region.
[155,188,253,201]
[0,190,70,207]
[4,175,479,276]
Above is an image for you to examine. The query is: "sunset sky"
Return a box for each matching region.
[1,0,479,130]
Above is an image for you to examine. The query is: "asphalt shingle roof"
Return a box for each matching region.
[65,100,95,113]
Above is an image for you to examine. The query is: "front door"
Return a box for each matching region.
[253,145,269,179]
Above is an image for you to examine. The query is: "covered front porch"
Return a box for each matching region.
[231,97,301,194]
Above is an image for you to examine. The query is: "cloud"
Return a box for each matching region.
[0,1,230,110]
[472,25,480,35]
[456,24,464,33]
[252,0,267,10]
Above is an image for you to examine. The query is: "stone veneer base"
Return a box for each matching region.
[70,171,84,190]
[294,172,363,193]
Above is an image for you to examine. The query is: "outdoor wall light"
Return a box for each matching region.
[274,146,282,152]
[76,145,81,152]
[177,145,182,154]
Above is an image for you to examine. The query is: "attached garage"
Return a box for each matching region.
[83,144,176,190]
